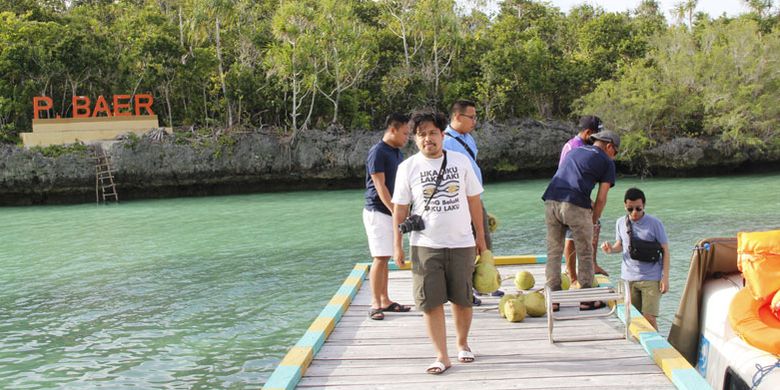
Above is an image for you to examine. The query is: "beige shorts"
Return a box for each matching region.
[411,246,475,312]
[363,209,393,257]
[620,280,661,317]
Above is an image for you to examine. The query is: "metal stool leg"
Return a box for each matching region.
[545,286,554,343]
[624,279,632,341]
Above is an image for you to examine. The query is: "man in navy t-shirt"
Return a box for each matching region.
[542,130,619,310]
[363,112,411,320]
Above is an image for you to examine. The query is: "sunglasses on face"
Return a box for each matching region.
[626,207,643,213]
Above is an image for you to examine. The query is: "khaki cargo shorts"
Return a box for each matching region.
[620,279,661,317]
[410,246,476,312]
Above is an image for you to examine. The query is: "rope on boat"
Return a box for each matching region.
[752,359,780,389]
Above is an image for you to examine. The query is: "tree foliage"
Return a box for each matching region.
[0,0,778,154]
[580,18,780,159]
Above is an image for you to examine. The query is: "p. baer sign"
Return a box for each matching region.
[22,94,163,147]
[33,94,155,119]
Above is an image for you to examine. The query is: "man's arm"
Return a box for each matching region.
[392,204,410,268]
[601,239,623,254]
[592,182,611,223]
[467,194,486,254]
[660,243,670,293]
[370,172,393,212]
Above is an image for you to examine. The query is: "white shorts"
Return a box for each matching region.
[363,208,394,258]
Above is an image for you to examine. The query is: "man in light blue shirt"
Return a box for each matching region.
[443,99,501,300]
[601,187,670,329]
[443,101,482,185]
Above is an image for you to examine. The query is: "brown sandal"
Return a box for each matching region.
[369,308,384,320]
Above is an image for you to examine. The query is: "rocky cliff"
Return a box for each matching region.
[1,120,778,205]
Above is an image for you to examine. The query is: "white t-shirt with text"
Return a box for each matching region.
[392,151,483,248]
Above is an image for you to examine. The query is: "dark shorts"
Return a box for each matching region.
[411,246,476,312]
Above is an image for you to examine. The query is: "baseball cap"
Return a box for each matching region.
[579,115,603,132]
[590,130,621,149]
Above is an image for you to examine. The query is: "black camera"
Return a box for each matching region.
[398,214,425,233]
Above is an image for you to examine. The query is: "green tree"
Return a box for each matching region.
[314,0,376,124]
[267,0,319,138]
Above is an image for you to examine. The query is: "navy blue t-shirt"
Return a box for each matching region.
[364,141,403,215]
[542,145,616,209]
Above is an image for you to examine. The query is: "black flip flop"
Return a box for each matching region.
[382,302,411,312]
[579,300,606,311]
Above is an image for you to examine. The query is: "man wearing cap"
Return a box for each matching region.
[559,116,610,285]
[542,129,620,310]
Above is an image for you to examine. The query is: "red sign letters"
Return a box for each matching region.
[33,94,156,120]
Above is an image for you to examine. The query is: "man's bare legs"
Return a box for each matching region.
[423,305,451,368]
[369,257,391,309]
[452,303,473,356]
[423,303,473,369]
[645,314,658,330]
[564,233,609,284]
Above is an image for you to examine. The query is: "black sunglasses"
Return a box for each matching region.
[626,207,643,213]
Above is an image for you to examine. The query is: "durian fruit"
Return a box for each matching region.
[771,289,780,321]
[524,291,547,317]
[561,273,571,290]
[477,249,495,266]
[504,298,527,322]
[498,293,519,318]
[487,213,499,233]
[473,259,500,293]
[514,270,535,291]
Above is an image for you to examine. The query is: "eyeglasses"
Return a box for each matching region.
[626,207,643,213]
[460,113,477,121]
[609,142,619,153]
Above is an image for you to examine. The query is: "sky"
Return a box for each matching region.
[461,0,753,19]
[549,0,749,17]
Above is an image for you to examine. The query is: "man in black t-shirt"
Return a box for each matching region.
[363,112,412,320]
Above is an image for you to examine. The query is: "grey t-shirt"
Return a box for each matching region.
[615,213,669,281]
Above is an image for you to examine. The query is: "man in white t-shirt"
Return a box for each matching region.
[392,109,487,375]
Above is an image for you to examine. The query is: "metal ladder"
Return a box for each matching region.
[545,280,632,343]
[95,146,118,204]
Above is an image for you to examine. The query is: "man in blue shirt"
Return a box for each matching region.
[363,112,411,320]
[601,188,670,329]
[542,130,619,310]
[443,99,502,301]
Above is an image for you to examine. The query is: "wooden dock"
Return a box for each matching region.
[264,257,710,390]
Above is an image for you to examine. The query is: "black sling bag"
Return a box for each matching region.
[626,217,664,263]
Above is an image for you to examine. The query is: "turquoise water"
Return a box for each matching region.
[1,173,778,387]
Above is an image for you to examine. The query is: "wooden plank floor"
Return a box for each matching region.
[297,264,674,389]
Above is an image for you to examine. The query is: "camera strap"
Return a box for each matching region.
[445,132,476,160]
[423,151,448,211]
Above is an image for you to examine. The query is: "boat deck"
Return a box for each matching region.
[264,260,709,389]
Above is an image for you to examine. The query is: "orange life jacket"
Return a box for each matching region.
[737,229,780,302]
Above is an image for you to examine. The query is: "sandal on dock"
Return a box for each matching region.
[381,302,411,312]
[579,300,606,311]
[426,361,450,374]
[457,349,475,363]
[368,308,384,320]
